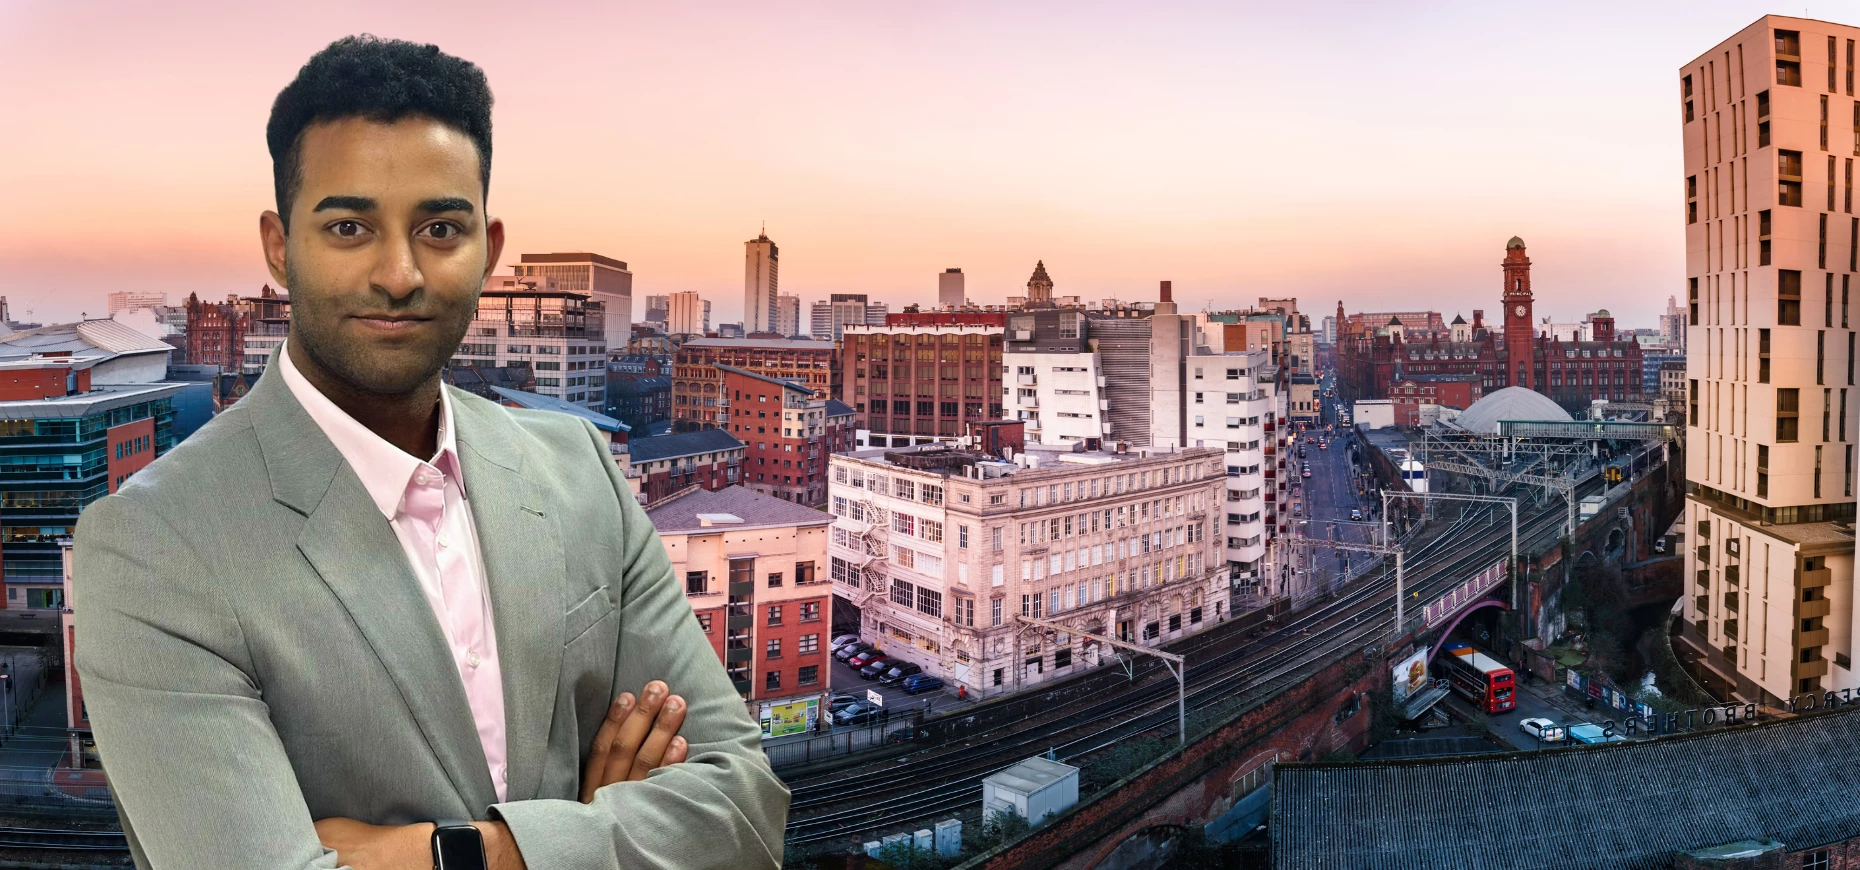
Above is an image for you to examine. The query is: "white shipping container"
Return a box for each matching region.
[981,756,1080,826]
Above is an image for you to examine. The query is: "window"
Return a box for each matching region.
[1779,151,1804,206]
[1780,269,1803,325]
[686,571,708,595]
[796,561,816,585]
[697,613,712,633]
[730,557,753,587]
[991,598,1002,626]
[800,601,820,622]
[767,571,783,588]
[765,638,782,659]
[1778,388,1800,442]
[1803,849,1830,870]
[798,665,819,686]
[958,525,969,549]
[765,671,781,692]
[766,605,783,626]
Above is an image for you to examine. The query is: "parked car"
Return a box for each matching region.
[1566,723,1625,744]
[834,642,873,663]
[829,633,861,651]
[1520,717,1565,742]
[886,726,929,744]
[858,659,895,680]
[901,674,946,695]
[1301,466,1312,478]
[827,694,862,715]
[878,663,924,687]
[1349,508,1364,521]
[847,649,889,669]
[834,702,885,726]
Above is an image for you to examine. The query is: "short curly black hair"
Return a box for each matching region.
[266,34,494,232]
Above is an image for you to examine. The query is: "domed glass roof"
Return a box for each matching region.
[1452,387,1573,433]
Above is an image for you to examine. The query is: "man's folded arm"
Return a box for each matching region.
[73,494,346,870]
[487,420,790,870]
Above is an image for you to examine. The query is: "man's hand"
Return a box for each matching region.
[579,679,689,803]
[312,818,431,870]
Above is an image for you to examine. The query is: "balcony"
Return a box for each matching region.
[1803,568,1832,588]
[1724,565,1740,586]
[1696,545,1710,564]
[725,647,753,663]
[1696,569,1710,588]
[731,678,753,695]
[1695,594,1709,615]
[1797,657,1830,680]
[729,580,754,597]
[1722,591,1738,613]
[1800,597,1832,619]
[1019,396,1039,408]
[1017,373,1037,386]
[727,613,752,630]
[1724,618,1739,640]
[1800,628,1831,648]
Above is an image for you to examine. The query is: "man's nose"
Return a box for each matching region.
[370,234,424,301]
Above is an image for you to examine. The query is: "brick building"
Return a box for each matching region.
[671,337,833,432]
[182,288,269,369]
[1388,374,1484,427]
[625,429,745,505]
[646,486,833,736]
[1336,238,1646,412]
[838,311,1006,448]
[718,365,855,506]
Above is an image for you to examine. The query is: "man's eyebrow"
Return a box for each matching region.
[312,195,375,213]
[419,197,475,215]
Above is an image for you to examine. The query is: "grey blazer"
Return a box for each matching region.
[71,342,788,869]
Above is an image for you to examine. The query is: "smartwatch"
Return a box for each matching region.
[431,819,487,870]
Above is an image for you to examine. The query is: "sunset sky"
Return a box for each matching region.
[0,1,1820,327]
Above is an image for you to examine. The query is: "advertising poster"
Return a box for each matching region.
[1391,649,1429,704]
[765,699,816,737]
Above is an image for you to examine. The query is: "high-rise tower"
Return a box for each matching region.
[744,230,779,334]
[1678,16,1858,705]
[1501,237,1534,389]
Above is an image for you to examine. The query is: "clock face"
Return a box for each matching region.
[1514,305,1527,318]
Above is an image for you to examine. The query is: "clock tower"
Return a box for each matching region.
[1501,236,1534,390]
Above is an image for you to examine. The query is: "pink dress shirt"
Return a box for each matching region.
[278,340,509,803]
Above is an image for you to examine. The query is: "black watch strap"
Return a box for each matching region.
[431,819,487,870]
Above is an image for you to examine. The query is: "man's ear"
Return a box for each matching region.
[260,211,290,288]
[482,215,506,285]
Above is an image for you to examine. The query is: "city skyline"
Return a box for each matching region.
[0,1,1795,327]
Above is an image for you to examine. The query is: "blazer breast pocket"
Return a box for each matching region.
[563,584,615,647]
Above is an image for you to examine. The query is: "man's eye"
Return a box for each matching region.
[426,222,462,240]
[332,221,365,238]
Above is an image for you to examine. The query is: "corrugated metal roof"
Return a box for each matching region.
[1272,707,1860,870]
[0,319,173,358]
[645,484,830,533]
[486,386,627,433]
[626,428,745,463]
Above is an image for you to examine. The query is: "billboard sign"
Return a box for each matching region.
[1391,649,1429,704]
[763,699,816,737]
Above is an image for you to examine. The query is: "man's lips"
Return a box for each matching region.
[352,314,432,332]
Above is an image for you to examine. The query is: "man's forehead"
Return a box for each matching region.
[296,116,482,207]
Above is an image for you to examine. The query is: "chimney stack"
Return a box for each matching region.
[1159,280,1172,303]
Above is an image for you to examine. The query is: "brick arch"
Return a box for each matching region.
[1427,599,1511,661]
[1081,816,1196,870]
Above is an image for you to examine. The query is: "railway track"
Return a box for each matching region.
[0,825,125,850]
[783,482,1585,847]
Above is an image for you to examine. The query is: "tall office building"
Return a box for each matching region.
[668,291,711,336]
[453,275,608,412]
[814,294,870,342]
[939,268,965,308]
[744,231,779,335]
[775,294,801,337]
[512,252,634,345]
[810,300,832,340]
[865,302,889,325]
[1679,16,1859,704]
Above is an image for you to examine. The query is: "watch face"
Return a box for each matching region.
[434,826,486,870]
[1514,305,1527,317]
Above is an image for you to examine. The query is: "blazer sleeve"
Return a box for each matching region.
[488,420,790,870]
[72,493,348,870]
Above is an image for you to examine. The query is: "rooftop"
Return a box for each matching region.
[627,428,745,463]
[486,387,627,433]
[1272,706,1860,870]
[714,364,812,394]
[825,398,856,418]
[982,756,1077,795]
[0,319,175,360]
[1450,386,1574,434]
[0,382,188,418]
[838,442,1219,480]
[681,337,833,351]
[646,484,831,534]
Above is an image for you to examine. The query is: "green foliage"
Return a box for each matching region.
[1565,562,1633,683]
[1081,736,1172,793]
[958,809,1031,860]
[1367,682,1401,744]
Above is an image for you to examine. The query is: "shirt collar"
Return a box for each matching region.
[276,337,468,520]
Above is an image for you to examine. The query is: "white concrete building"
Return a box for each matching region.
[465,276,608,411]
[828,442,1229,698]
[775,294,802,338]
[668,291,710,336]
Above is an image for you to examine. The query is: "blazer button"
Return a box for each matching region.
[468,651,481,668]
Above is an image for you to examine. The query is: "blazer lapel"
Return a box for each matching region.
[450,389,566,805]
[245,343,500,813]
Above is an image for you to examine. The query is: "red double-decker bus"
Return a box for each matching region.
[1438,649,1515,713]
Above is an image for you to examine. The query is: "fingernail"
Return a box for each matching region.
[673,737,685,748]
[666,697,683,711]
